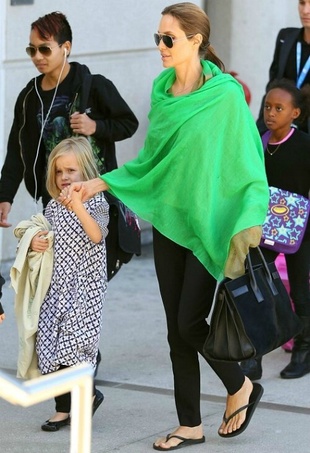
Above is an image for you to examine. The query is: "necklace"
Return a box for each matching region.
[265,128,295,156]
[173,73,204,95]
[266,143,281,156]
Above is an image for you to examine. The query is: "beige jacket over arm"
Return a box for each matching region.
[10,213,54,379]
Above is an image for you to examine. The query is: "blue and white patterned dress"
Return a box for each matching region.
[36,193,109,374]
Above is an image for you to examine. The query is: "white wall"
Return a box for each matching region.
[207,0,300,117]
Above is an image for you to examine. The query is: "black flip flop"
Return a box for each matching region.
[218,382,264,438]
[153,434,205,451]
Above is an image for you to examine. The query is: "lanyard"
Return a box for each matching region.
[296,41,310,88]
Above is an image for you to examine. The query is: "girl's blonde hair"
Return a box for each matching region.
[46,136,99,199]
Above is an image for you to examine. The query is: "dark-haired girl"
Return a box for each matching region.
[241,79,310,382]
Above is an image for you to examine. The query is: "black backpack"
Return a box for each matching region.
[104,192,141,280]
[79,74,141,281]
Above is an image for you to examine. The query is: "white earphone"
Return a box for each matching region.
[64,48,67,56]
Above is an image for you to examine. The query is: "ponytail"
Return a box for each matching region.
[201,43,225,71]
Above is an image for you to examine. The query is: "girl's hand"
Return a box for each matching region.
[30,231,49,252]
[58,186,84,212]
[67,189,84,213]
[70,187,84,206]
[58,183,85,208]
[0,313,5,323]
[58,178,108,207]
[58,191,73,210]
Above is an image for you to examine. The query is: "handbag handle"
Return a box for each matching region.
[246,247,278,302]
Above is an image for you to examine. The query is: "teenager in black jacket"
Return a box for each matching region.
[256,0,310,134]
[0,11,139,226]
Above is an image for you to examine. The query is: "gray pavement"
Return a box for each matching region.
[0,242,310,453]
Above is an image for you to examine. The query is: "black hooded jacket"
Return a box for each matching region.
[0,62,139,206]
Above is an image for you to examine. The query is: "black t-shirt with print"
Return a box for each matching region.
[36,65,76,159]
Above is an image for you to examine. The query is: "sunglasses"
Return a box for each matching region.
[25,43,63,58]
[154,33,194,48]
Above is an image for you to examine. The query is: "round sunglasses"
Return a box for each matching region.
[154,33,194,48]
[25,43,63,58]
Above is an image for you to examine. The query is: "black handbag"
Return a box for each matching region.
[203,247,302,362]
[105,192,141,281]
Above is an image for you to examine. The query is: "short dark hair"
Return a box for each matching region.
[267,78,310,124]
[31,11,72,44]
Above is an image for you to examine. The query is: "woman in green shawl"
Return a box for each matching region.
[62,3,269,450]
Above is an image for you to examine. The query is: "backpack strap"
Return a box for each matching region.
[261,130,271,150]
[79,74,93,114]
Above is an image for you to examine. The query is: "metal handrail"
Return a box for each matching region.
[0,363,94,453]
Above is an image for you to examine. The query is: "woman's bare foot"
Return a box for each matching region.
[218,376,253,436]
[48,411,70,422]
[153,424,204,450]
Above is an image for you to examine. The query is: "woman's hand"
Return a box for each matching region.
[30,231,50,253]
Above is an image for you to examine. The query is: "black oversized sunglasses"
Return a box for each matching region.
[154,33,194,48]
[25,43,63,58]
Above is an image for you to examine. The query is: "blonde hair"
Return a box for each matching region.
[46,136,99,199]
[161,2,225,71]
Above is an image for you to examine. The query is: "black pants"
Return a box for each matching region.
[153,228,245,427]
[54,365,96,413]
[251,240,310,316]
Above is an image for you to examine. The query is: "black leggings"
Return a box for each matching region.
[152,228,245,427]
[54,365,96,413]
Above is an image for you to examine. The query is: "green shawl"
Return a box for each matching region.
[102,60,269,279]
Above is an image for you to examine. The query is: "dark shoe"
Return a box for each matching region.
[280,350,310,379]
[218,383,264,438]
[41,416,70,432]
[94,350,101,377]
[240,357,262,381]
[281,316,310,379]
[93,389,104,416]
[153,434,205,451]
